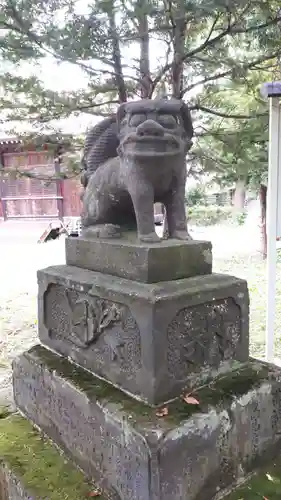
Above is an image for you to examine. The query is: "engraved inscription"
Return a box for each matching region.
[271,386,281,435]
[166,298,241,379]
[14,358,148,500]
[43,284,141,372]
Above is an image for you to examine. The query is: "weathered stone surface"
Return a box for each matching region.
[0,465,33,500]
[38,265,249,405]
[13,345,281,500]
[81,99,194,243]
[65,236,212,283]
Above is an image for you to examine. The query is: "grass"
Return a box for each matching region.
[0,414,103,499]
[227,461,281,499]
[213,253,281,360]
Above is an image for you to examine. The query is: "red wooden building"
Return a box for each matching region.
[0,137,82,221]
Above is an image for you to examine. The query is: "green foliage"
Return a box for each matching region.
[193,65,273,190]
[185,184,207,206]
[187,205,233,226]
[235,209,247,225]
[0,0,280,183]
[0,0,280,133]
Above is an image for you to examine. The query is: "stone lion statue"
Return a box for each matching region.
[81,98,193,243]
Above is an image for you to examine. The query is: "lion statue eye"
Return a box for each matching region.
[129,114,146,127]
[157,114,178,128]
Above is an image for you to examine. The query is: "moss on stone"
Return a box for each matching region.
[227,459,281,499]
[31,345,271,427]
[0,414,104,499]
[0,406,11,419]
[163,362,269,424]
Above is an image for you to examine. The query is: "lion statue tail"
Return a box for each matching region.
[81,114,119,188]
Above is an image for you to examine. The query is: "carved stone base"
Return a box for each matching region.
[13,346,281,500]
[65,236,212,283]
[38,265,249,405]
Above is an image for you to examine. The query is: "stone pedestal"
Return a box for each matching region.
[65,236,212,282]
[13,346,281,500]
[38,264,249,405]
[10,234,281,500]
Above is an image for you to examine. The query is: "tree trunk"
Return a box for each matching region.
[233,178,246,211]
[260,183,267,259]
[108,4,127,103]
[138,3,151,99]
[162,0,186,236]
[170,0,186,98]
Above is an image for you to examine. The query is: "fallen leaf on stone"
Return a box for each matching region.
[156,407,168,417]
[88,489,102,497]
[183,394,200,405]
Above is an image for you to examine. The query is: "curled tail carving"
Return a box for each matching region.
[81,114,119,187]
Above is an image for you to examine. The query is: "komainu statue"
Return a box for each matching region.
[81,98,193,243]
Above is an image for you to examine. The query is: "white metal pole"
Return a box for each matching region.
[266,96,280,361]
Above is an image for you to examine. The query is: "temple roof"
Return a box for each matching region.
[0,135,21,145]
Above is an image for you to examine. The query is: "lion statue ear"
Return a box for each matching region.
[116,103,127,132]
[180,101,193,139]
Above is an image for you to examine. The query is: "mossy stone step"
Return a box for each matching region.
[1,411,281,500]
[12,345,281,500]
[0,413,104,500]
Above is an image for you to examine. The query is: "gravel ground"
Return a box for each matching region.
[0,218,279,409]
[0,221,65,408]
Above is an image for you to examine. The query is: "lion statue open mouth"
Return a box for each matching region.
[81,98,194,243]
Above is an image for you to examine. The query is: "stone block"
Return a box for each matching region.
[38,265,249,405]
[13,345,281,500]
[65,236,212,283]
[0,414,95,500]
[0,466,33,500]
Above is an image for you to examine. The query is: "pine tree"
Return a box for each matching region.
[192,64,276,256]
[0,0,281,186]
[1,0,281,127]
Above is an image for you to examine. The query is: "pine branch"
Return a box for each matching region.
[191,104,267,120]
[182,50,281,96]
[204,13,222,45]
[3,0,115,73]
[36,100,120,123]
[151,13,281,95]
[151,19,232,94]
[232,16,281,34]
[182,68,232,95]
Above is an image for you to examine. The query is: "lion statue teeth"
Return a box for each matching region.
[81,98,194,243]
